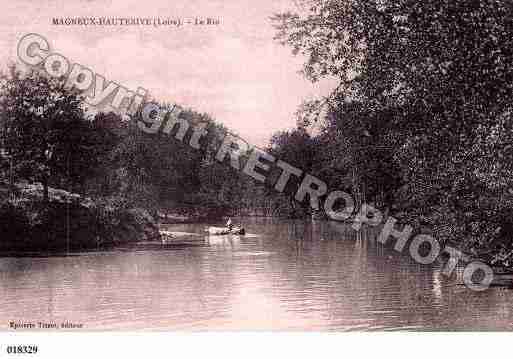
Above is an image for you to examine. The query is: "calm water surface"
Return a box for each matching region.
[0,218,511,331]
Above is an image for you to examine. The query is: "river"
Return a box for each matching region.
[0,218,511,331]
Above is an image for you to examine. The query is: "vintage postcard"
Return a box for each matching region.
[0,0,512,356]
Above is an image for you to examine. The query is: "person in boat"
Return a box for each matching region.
[226,217,233,231]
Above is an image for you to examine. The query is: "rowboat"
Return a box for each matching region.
[206,226,246,235]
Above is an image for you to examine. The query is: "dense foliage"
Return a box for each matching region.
[0,66,257,225]
[2,0,513,265]
[271,0,513,263]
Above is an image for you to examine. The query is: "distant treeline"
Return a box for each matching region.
[0,67,264,218]
[0,66,278,250]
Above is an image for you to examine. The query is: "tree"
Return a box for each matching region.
[0,67,97,202]
[266,128,318,216]
[272,0,513,254]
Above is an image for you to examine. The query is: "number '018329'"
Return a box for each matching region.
[6,345,38,354]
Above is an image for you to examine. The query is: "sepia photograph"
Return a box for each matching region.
[0,0,512,356]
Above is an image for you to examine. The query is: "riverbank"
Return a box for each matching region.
[0,183,159,252]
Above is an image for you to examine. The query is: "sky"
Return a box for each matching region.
[0,0,335,145]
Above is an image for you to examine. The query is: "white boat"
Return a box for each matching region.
[205,226,246,235]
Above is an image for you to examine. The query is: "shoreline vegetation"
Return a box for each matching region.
[2,1,513,278]
[0,181,160,253]
[1,179,512,277]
